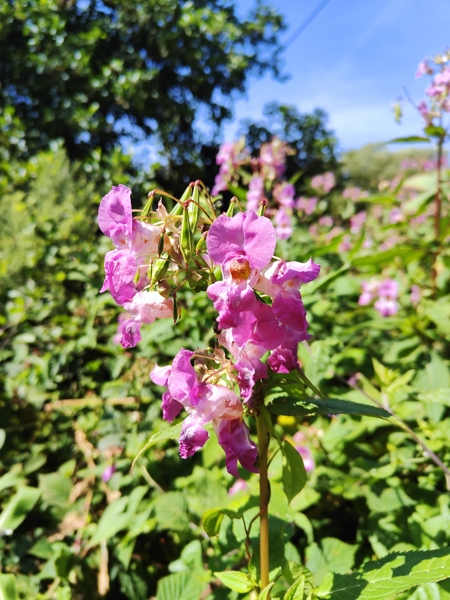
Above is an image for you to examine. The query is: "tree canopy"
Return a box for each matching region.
[0,0,285,164]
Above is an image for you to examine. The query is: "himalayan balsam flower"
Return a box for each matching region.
[359,279,399,317]
[311,172,335,194]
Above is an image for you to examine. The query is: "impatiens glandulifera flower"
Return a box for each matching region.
[358,278,399,317]
[150,349,258,476]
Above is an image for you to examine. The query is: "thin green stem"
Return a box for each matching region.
[256,413,270,595]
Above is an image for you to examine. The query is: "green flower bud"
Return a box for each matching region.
[180,202,194,265]
[226,196,237,217]
[188,182,201,230]
[257,198,267,217]
[150,255,170,285]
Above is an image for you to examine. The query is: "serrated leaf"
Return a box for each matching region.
[282,440,307,503]
[215,571,255,593]
[284,576,305,600]
[267,395,390,419]
[0,573,17,600]
[131,423,182,471]
[316,547,450,600]
[258,582,275,599]
[203,495,259,536]
[156,571,206,600]
[0,486,41,534]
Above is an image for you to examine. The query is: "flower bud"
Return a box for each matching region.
[226,197,237,217]
[180,202,195,265]
[150,255,169,285]
[195,232,207,254]
[142,190,156,217]
[172,293,179,323]
[257,198,268,217]
[172,182,195,216]
[188,182,201,231]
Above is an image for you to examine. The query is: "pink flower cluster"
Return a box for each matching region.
[98,185,173,348]
[259,137,292,181]
[311,172,336,194]
[151,349,258,477]
[358,279,399,317]
[343,187,368,202]
[207,211,320,400]
[148,210,319,476]
[414,54,450,123]
[212,138,250,196]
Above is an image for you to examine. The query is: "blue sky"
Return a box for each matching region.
[222,0,450,152]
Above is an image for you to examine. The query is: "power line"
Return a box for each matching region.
[283,0,333,49]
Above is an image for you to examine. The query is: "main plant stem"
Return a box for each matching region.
[256,413,270,595]
[432,133,444,294]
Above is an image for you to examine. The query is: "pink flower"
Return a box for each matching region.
[101,465,116,483]
[119,291,173,348]
[293,432,314,472]
[296,196,318,215]
[359,280,379,306]
[411,285,421,305]
[247,176,264,211]
[273,183,295,208]
[318,216,333,227]
[274,208,293,240]
[311,172,335,194]
[374,297,398,317]
[259,137,290,180]
[415,59,433,78]
[98,184,133,246]
[343,187,367,201]
[214,418,258,477]
[207,210,276,277]
[378,279,398,299]
[150,364,183,422]
[350,211,366,234]
[228,478,249,496]
[153,348,258,475]
[389,208,403,224]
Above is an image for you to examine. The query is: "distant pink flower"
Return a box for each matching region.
[292,432,314,472]
[389,208,404,224]
[296,196,318,215]
[318,216,333,227]
[378,279,398,299]
[350,211,366,234]
[359,280,379,306]
[259,137,291,180]
[247,176,264,211]
[228,478,249,496]
[102,465,116,483]
[415,59,433,78]
[343,187,367,202]
[274,208,293,240]
[338,235,352,252]
[273,182,295,208]
[374,297,398,317]
[411,285,421,305]
[311,172,335,194]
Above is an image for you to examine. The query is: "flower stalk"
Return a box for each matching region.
[256,412,270,595]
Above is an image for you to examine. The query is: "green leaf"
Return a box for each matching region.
[386,136,431,143]
[316,547,450,600]
[0,429,5,451]
[0,573,17,600]
[352,246,422,267]
[214,571,255,593]
[267,393,390,419]
[203,495,259,536]
[284,576,305,600]
[258,582,275,599]
[0,486,41,534]
[282,440,307,503]
[424,125,446,139]
[156,571,206,600]
[306,537,357,586]
[131,423,182,471]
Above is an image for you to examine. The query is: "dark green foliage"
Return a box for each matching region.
[0,0,284,165]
